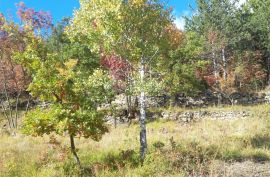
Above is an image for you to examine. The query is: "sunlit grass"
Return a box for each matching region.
[0,104,270,176]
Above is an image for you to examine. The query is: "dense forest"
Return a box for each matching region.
[1,0,270,176]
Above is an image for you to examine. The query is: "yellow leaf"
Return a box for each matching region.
[65,59,78,69]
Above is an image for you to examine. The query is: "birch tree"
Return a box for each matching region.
[67,0,172,160]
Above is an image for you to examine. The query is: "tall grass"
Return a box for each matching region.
[0,104,270,176]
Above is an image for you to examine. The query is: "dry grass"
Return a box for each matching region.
[0,104,270,176]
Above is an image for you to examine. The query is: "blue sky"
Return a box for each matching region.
[0,0,196,29]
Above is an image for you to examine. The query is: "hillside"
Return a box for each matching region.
[1,104,270,177]
[2,0,270,176]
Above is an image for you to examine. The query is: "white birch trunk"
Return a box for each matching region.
[222,48,227,80]
[139,58,147,160]
[211,41,218,79]
[212,43,221,105]
[213,51,218,78]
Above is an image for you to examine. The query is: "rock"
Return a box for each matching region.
[161,111,170,119]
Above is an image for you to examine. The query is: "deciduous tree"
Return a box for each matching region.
[67,0,172,160]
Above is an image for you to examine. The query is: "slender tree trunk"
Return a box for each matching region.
[5,90,14,129]
[126,94,131,120]
[114,116,117,129]
[1,101,12,130]
[125,72,133,126]
[212,49,218,78]
[139,59,147,161]
[212,45,221,106]
[25,94,31,115]
[14,91,21,129]
[222,48,227,80]
[70,135,81,168]
[1,64,15,133]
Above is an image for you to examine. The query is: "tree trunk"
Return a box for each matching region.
[126,94,132,124]
[217,93,222,106]
[222,48,227,80]
[70,135,82,168]
[114,117,117,129]
[1,64,15,133]
[139,59,147,161]
[212,47,218,78]
[212,43,222,105]
[25,94,31,115]
[14,91,21,129]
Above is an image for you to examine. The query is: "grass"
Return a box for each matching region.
[0,104,270,176]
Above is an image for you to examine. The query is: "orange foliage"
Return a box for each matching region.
[165,24,184,50]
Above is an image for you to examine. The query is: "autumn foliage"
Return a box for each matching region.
[16,2,52,29]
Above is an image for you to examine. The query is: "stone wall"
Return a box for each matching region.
[152,110,251,123]
[110,91,270,110]
[103,90,269,125]
[105,109,252,125]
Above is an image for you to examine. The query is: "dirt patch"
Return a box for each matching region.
[213,161,270,177]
